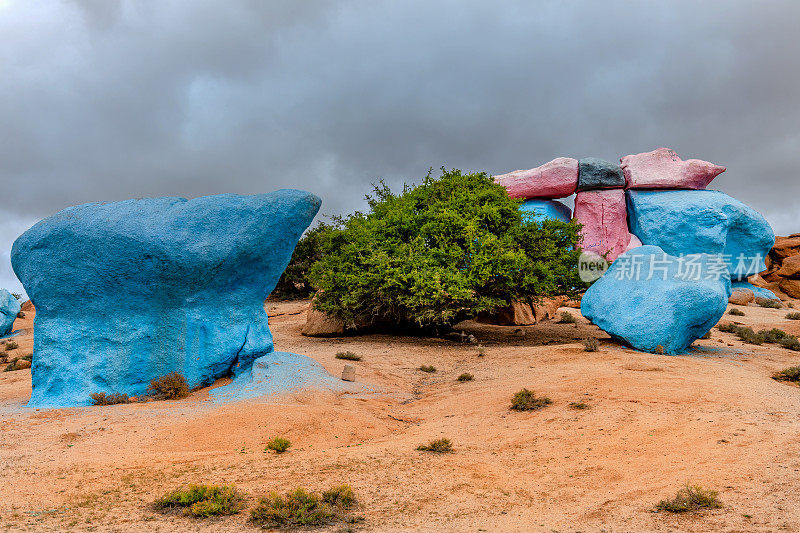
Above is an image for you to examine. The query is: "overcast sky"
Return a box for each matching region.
[2,0,799,294]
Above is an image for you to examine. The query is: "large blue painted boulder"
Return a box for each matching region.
[0,289,21,337]
[581,245,731,354]
[627,190,775,281]
[11,190,320,407]
[520,199,572,223]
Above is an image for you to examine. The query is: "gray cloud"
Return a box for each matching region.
[2,0,799,293]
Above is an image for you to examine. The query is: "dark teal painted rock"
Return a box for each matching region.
[581,245,731,354]
[11,190,320,407]
[0,289,21,337]
[520,199,572,223]
[627,190,774,281]
[577,157,625,191]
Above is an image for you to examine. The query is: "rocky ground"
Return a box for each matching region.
[2,299,800,532]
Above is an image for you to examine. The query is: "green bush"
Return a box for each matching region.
[457,372,474,382]
[308,169,586,332]
[90,392,130,406]
[271,223,336,300]
[416,438,453,453]
[419,365,436,373]
[510,389,552,411]
[266,437,292,453]
[729,308,745,316]
[155,484,245,517]
[656,484,722,513]
[758,298,782,309]
[558,311,577,324]
[773,367,800,383]
[148,372,190,400]
[250,486,357,528]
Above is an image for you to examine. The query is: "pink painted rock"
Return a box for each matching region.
[620,148,725,190]
[493,157,578,199]
[574,189,632,262]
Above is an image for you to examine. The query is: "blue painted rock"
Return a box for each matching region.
[577,157,625,191]
[520,199,572,223]
[627,190,775,281]
[11,190,320,407]
[731,281,779,301]
[0,289,21,337]
[581,245,731,354]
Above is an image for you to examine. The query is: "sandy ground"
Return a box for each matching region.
[2,300,800,532]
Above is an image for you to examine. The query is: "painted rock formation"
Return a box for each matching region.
[574,189,634,261]
[620,148,726,190]
[627,190,775,280]
[0,289,21,337]
[493,157,578,199]
[11,190,320,407]
[581,246,731,354]
[577,157,625,191]
[519,199,572,223]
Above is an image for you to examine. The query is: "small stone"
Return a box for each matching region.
[577,157,625,191]
[728,289,754,306]
[341,364,356,382]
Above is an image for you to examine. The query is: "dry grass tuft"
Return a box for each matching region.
[90,392,131,406]
[155,484,245,517]
[335,351,361,361]
[148,372,190,400]
[250,486,358,529]
[510,389,552,411]
[656,484,722,513]
[416,438,453,453]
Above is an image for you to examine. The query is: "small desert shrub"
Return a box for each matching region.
[321,485,356,508]
[700,330,712,340]
[583,338,599,352]
[4,340,18,350]
[419,365,436,373]
[759,328,788,343]
[457,373,474,382]
[558,311,577,324]
[655,345,665,355]
[16,311,25,319]
[416,438,453,453]
[335,351,361,361]
[266,437,292,453]
[655,484,722,513]
[477,346,487,357]
[251,486,356,528]
[773,367,800,383]
[786,312,800,320]
[758,299,782,309]
[717,322,739,334]
[90,392,130,406]
[729,308,745,316]
[569,401,591,410]
[148,372,189,400]
[510,389,552,411]
[779,336,800,351]
[155,484,245,517]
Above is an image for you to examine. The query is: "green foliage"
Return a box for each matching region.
[308,169,586,331]
[510,389,552,411]
[266,437,292,453]
[272,223,337,300]
[155,484,245,517]
[717,323,800,350]
[773,367,800,383]
[757,298,782,309]
[656,484,722,513]
[457,372,474,382]
[786,312,800,320]
[250,486,356,528]
[90,392,130,405]
[558,311,577,324]
[335,351,361,361]
[419,365,436,373]
[729,308,745,316]
[148,372,189,400]
[416,438,453,453]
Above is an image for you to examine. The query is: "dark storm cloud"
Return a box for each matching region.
[1,0,799,292]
